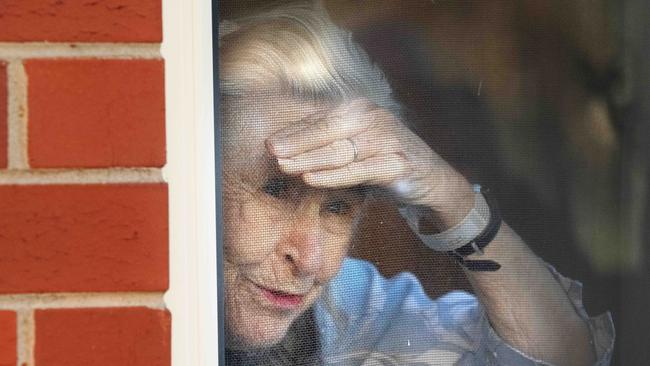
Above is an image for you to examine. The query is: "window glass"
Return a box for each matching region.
[217,1,648,364]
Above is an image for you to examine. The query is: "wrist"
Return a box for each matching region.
[419,171,474,229]
[400,183,504,271]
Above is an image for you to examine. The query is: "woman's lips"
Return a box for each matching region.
[254,284,305,310]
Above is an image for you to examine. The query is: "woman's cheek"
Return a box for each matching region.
[224,199,283,263]
[316,234,352,282]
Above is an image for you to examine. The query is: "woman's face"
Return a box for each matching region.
[222,95,366,349]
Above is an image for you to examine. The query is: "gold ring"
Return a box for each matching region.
[347,138,359,162]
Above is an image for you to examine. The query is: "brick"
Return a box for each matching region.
[35,307,170,366]
[26,59,165,168]
[0,311,16,366]
[0,184,168,293]
[0,62,6,169]
[0,0,161,42]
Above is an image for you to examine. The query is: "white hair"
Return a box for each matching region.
[219,1,402,116]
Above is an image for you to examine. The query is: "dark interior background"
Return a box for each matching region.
[220,1,650,364]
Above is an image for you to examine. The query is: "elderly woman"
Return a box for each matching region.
[219,2,614,365]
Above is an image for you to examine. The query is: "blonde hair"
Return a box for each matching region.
[219,1,401,115]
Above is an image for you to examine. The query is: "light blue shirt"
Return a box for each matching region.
[314,258,614,365]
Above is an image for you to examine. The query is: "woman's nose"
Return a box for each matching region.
[282,228,324,277]
[278,203,325,277]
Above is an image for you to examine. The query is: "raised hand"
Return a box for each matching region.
[265,99,474,224]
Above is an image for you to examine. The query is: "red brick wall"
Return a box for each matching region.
[0,311,16,366]
[0,2,169,365]
[0,63,7,170]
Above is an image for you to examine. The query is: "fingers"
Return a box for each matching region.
[277,139,355,174]
[264,99,416,192]
[302,154,410,188]
[267,100,375,158]
[277,132,390,174]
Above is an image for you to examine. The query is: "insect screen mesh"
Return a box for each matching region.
[218,1,622,364]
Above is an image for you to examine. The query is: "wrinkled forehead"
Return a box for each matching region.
[222,93,335,170]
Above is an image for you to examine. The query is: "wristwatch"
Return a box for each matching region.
[398,184,502,271]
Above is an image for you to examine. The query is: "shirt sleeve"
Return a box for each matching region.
[473,263,615,366]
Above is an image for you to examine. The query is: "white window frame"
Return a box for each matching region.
[162,0,220,365]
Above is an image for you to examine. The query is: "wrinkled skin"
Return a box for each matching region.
[223,95,364,349]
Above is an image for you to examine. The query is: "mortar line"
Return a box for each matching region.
[0,167,165,185]
[0,292,166,310]
[6,61,28,169]
[16,309,34,366]
[0,43,161,59]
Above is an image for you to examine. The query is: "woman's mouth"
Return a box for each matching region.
[254,283,306,310]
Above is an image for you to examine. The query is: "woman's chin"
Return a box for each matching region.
[225,317,293,350]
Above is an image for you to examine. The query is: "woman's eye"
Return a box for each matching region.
[324,200,351,215]
[262,179,289,198]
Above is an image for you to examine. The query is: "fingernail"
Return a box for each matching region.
[278,158,302,174]
[275,145,290,157]
[267,139,288,156]
[303,172,316,184]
